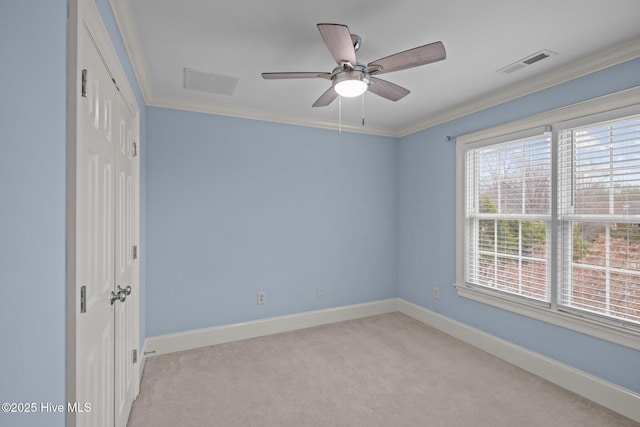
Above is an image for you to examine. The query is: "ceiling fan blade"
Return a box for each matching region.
[367,41,446,75]
[262,72,332,80]
[312,87,338,107]
[367,77,410,102]
[317,23,357,66]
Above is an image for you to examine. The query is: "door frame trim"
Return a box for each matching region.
[66,0,141,425]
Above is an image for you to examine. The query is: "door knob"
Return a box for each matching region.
[110,286,132,305]
[110,290,126,305]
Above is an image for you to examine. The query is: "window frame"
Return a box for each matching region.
[455,86,640,351]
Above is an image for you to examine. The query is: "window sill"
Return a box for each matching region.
[456,284,640,351]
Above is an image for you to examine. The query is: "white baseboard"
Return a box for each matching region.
[144,299,398,357]
[397,298,640,423]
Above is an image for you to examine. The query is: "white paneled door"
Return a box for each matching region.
[72,2,139,425]
[76,25,115,427]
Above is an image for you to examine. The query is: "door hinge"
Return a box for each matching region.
[81,69,88,98]
[133,245,138,260]
[80,285,87,313]
[133,349,138,364]
[132,142,138,157]
[112,77,120,93]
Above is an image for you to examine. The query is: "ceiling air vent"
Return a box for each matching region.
[184,68,239,96]
[497,50,555,74]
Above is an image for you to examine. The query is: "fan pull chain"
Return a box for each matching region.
[362,93,365,126]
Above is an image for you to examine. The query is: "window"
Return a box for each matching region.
[466,131,551,303]
[558,115,640,326]
[456,89,640,349]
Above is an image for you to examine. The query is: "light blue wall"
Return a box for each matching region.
[0,1,67,426]
[146,108,398,336]
[398,58,640,394]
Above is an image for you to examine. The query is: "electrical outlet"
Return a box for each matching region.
[433,287,440,300]
[257,291,266,305]
[317,286,325,297]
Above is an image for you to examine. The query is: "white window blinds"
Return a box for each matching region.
[466,132,551,302]
[558,114,640,326]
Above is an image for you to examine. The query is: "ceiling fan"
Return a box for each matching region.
[262,23,446,107]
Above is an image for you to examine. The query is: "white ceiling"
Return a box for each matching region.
[111,0,640,136]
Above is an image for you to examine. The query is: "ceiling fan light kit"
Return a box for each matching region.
[262,23,446,110]
[333,66,370,97]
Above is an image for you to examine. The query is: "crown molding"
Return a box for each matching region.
[399,36,640,137]
[104,1,640,139]
[147,94,400,137]
[108,0,152,104]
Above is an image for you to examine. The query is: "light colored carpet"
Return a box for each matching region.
[127,312,638,427]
